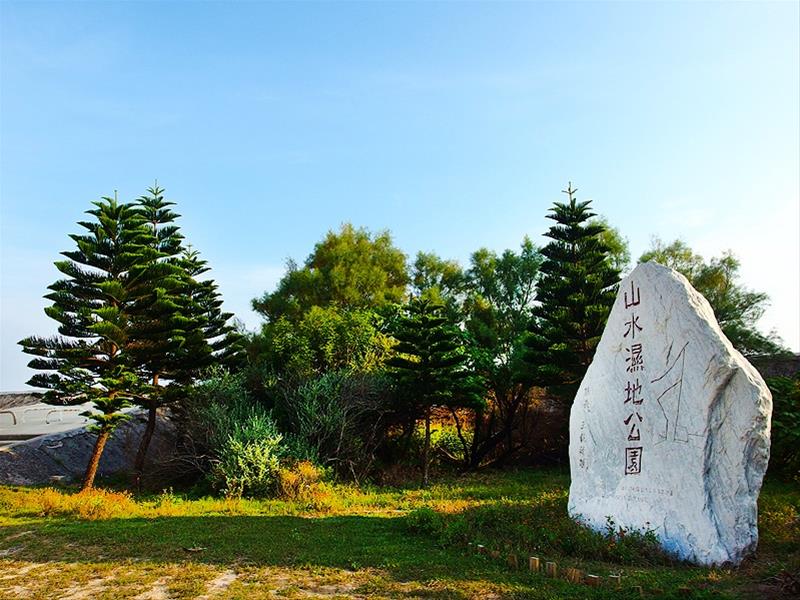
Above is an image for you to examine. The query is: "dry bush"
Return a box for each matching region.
[17,487,136,520]
[276,461,327,503]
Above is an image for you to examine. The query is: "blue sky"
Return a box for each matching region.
[1,1,798,390]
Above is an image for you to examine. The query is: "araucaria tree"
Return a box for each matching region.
[21,188,242,490]
[523,183,620,400]
[128,186,188,482]
[19,198,151,490]
[129,187,242,484]
[388,297,485,486]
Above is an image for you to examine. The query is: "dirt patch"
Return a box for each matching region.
[196,569,238,599]
[58,576,108,600]
[132,577,171,600]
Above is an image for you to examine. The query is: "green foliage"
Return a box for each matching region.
[430,424,473,465]
[640,238,788,356]
[591,216,631,274]
[411,251,465,310]
[465,237,542,353]
[20,197,148,413]
[405,422,474,468]
[522,184,620,400]
[274,370,394,480]
[190,370,285,498]
[19,197,154,487]
[212,424,283,499]
[766,374,800,478]
[388,297,485,415]
[172,247,244,377]
[20,187,243,485]
[405,506,444,532]
[251,305,393,381]
[252,223,408,322]
[406,500,668,566]
[388,297,485,483]
[639,238,700,274]
[129,186,243,389]
[461,238,543,468]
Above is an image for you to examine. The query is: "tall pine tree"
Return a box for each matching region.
[21,187,243,489]
[128,185,188,483]
[388,297,485,486]
[523,183,620,400]
[19,197,152,490]
[129,187,243,485]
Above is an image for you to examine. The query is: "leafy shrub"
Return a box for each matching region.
[211,422,283,498]
[405,506,444,533]
[275,370,394,480]
[767,375,800,478]
[432,425,472,462]
[181,369,287,498]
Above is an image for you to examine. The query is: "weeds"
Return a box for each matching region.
[1,487,136,520]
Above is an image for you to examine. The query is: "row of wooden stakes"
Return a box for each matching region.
[469,542,627,591]
[469,542,694,596]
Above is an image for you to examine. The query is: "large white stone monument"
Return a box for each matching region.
[568,262,772,566]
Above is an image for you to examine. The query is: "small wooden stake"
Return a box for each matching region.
[507,554,519,569]
[608,574,621,588]
[545,562,557,577]
[585,574,600,587]
[633,585,644,597]
[564,567,580,583]
[476,544,485,554]
[528,556,540,572]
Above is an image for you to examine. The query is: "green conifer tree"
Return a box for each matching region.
[387,297,485,486]
[19,197,152,490]
[522,183,620,400]
[176,247,244,373]
[129,187,243,484]
[128,185,188,482]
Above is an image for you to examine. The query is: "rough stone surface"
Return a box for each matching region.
[0,410,176,486]
[568,262,772,566]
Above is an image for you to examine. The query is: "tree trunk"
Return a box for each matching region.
[422,410,431,488]
[133,373,160,490]
[82,428,111,491]
[133,403,157,489]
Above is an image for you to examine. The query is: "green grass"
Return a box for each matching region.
[0,469,797,599]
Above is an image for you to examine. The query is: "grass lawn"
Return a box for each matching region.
[0,469,797,599]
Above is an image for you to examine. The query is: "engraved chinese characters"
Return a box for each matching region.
[622,280,645,474]
[568,262,772,566]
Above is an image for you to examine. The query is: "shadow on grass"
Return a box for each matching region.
[0,513,764,600]
[0,514,521,584]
